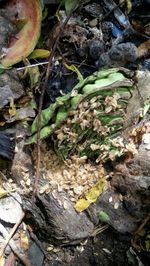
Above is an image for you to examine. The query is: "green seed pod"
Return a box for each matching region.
[31,93,71,134]
[26,124,55,144]
[55,107,68,125]
[95,72,125,85]
[31,102,58,134]
[71,94,83,109]
[74,68,120,92]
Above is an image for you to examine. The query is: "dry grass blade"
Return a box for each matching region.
[91,224,109,237]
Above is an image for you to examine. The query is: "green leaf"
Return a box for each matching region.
[99,211,110,223]
[28,49,50,59]
[28,66,40,89]
[65,0,79,14]
[145,234,150,251]
[31,93,71,133]
[0,63,9,75]
[39,0,44,10]
[64,63,84,82]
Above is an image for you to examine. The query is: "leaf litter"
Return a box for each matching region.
[0,0,150,265]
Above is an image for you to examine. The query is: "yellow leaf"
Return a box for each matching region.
[85,178,106,203]
[20,231,29,250]
[64,63,84,82]
[9,98,16,116]
[0,122,5,126]
[85,187,101,203]
[0,257,5,266]
[127,0,132,13]
[74,177,107,212]
[28,49,50,59]
[0,186,8,198]
[74,198,90,212]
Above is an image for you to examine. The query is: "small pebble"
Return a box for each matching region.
[89,18,98,28]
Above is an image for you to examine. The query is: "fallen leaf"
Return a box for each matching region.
[0,257,5,266]
[74,177,107,212]
[1,0,42,67]
[0,186,8,198]
[28,49,50,59]
[20,231,29,250]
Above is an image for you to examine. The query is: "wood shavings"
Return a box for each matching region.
[38,148,105,202]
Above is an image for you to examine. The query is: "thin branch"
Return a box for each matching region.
[0,218,32,266]
[32,12,73,200]
[0,211,25,258]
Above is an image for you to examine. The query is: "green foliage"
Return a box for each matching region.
[64,0,79,14]
[0,64,8,75]
[27,68,134,160]
[99,211,110,223]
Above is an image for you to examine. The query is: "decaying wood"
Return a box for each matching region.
[37,192,94,245]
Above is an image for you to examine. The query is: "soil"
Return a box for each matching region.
[44,228,131,266]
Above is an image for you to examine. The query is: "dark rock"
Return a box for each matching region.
[28,241,44,266]
[87,189,139,233]
[37,192,94,245]
[84,3,103,18]
[96,52,112,68]
[88,40,105,60]
[0,70,24,109]
[108,42,138,63]
[97,42,138,68]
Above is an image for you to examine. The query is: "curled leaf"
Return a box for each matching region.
[1,0,42,67]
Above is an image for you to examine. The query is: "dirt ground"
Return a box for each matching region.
[44,228,131,266]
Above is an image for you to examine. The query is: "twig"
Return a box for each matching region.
[0,218,32,266]
[16,61,50,70]
[0,211,25,258]
[32,12,73,200]
[16,60,97,71]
